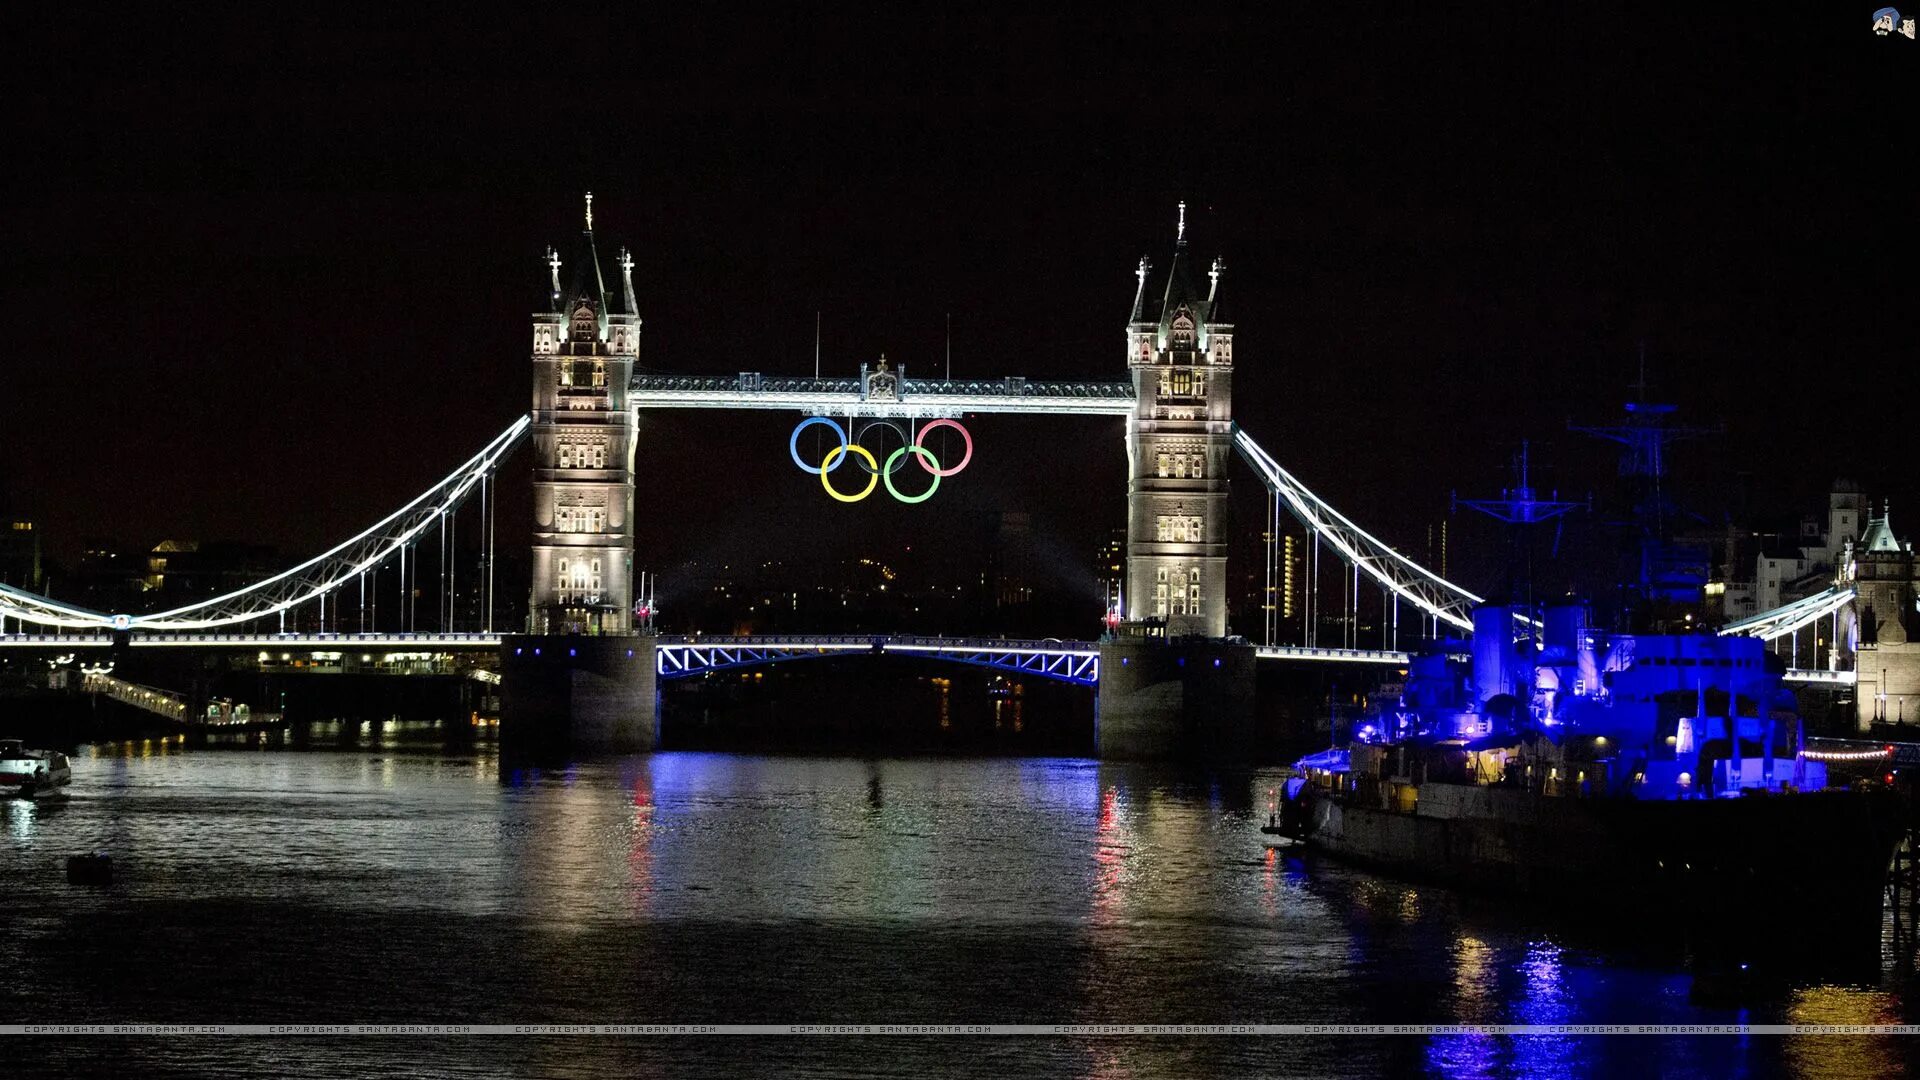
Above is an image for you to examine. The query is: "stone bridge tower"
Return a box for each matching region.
[504,196,656,753]
[1124,202,1233,638]
[527,194,639,636]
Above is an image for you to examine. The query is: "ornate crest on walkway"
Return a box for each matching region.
[864,355,900,402]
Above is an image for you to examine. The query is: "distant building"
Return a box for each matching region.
[0,517,42,593]
[1095,527,1125,608]
[143,540,280,600]
[990,511,1035,608]
[1752,480,1864,615]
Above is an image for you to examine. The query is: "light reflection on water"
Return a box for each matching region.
[0,727,1914,1077]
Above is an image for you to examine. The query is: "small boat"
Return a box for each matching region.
[0,739,72,798]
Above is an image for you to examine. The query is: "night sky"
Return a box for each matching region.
[3,12,1913,608]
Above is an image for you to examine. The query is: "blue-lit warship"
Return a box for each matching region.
[1276,408,1906,943]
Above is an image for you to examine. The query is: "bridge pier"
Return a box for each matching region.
[499,634,657,753]
[1096,635,1255,759]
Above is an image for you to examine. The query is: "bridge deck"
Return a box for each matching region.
[629,373,1136,418]
[0,632,1857,687]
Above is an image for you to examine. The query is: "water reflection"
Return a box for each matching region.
[3,747,1915,1077]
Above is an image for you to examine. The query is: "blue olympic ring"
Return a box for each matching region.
[788,416,849,474]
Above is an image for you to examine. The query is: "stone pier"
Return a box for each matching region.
[1096,635,1255,759]
[499,634,657,752]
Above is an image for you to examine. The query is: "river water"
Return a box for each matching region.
[2,724,1914,1078]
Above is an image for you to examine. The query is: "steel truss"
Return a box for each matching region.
[655,634,1102,685]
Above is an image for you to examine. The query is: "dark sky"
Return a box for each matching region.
[2,11,1913,602]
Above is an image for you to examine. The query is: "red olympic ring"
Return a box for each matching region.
[914,419,973,477]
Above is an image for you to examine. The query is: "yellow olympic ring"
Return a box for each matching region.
[819,445,880,502]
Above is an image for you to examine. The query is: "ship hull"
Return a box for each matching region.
[1291,783,1903,942]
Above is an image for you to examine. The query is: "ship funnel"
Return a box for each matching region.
[1472,603,1531,706]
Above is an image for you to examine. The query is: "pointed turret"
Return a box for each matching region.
[1862,503,1903,553]
[1205,255,1227,326]
[1156,200,1202,333]
[1129,256,1151,323]
[618,246,639,318]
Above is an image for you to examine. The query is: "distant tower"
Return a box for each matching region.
[527,195,639,635]
[1124,203,1233,638]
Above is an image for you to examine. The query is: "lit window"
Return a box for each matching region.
[1190,454,1204,480]
[1154,583,1168,616]
[1157,517,1171,542]
[558,444,573,469]
[1156,453,1169,478]
[1171,370,1192,396]
[1189,517,1203,543]
[1174,455,1188,479]
[592,443,607,468]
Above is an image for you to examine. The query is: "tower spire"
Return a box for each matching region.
[1177,200,1187,244]
[546,246,562,307]
[618,246,637,315]
[584,191,594,232]
[1129,255,1151,322]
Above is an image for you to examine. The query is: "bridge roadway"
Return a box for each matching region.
[0,632,1851,687]
[628,373,1137,418]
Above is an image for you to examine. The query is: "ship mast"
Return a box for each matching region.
[1570,344,1721,631]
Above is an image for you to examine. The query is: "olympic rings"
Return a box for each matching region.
[789,416,849,474]
[852,420,913,476]
[913,418,973,477]
[882,446,942,503]
[789,417,973,502]
[819,445,879,502]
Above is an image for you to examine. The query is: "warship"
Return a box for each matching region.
[1276,391,1907,945]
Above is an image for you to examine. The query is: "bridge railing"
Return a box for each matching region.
[657,633,1100,653]
[81,672,189,722]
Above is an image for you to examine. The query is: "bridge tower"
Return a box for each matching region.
[527,194,638,635]
[1099,204,1253,759]
[1123,202,1233,639]
[503,195,656,752]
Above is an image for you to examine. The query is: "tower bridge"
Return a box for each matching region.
[0,196,1864,755]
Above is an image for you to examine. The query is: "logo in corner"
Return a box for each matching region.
[1873,7,1915,35]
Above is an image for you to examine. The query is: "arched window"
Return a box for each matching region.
[570,300,597,340]
[1190,454,1204,480]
